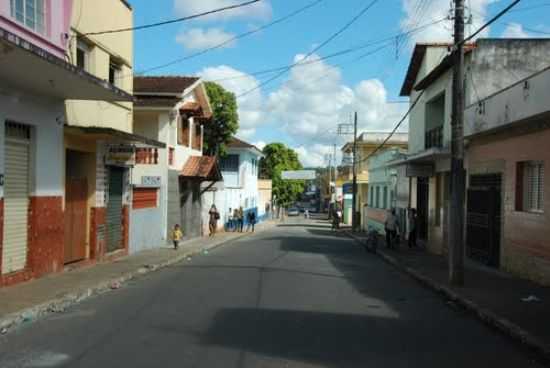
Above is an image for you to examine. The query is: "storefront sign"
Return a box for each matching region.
[281,170,316,180]
[342,183,353,194]
[406,164,434,177]
[141,176,161,187]
[106,144,135,167]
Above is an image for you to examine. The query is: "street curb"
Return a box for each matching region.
[345,231,550,364]
[0,223,275,336]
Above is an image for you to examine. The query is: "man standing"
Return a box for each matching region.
[384,208,399,249]
[237,206,244,232]
[247,210,256,232]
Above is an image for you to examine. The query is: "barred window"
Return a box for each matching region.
[517,161,544,213]
[220,154,239,172]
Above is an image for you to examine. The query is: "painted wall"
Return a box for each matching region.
[65,0,133,133]
[0,0,72,57]
[466,128,550,285]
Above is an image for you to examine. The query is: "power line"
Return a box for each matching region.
[133,0,325,76]
[84,0,262,36]
[235,0,381,99]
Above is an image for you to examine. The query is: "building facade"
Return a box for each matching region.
[0,0,132,286]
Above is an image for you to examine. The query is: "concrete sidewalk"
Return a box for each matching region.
[0,221,274,334]
[347,231,550,363]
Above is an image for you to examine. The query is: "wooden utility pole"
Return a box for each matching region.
[352,111,358,232]
[449,0,466,285]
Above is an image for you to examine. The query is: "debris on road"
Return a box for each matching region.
[521,295,541,303]
[110,281,121,290]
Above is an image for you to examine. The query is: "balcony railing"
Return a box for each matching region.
[425,126,443,149]
[135,148,158,164]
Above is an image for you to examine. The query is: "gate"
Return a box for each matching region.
[466,174,502,267]
[64,178,88,263]
[106,167,124,252]
[416,177,429,241]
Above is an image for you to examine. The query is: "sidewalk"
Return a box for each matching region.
[0,221,274,334]
[347,231,550,363]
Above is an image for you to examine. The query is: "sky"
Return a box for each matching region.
[127,0,549,167]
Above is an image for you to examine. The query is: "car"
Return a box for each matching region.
[287,207,300,216]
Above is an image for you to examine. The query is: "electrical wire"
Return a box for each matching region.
[84,0,262,36]
[235,0,381,100]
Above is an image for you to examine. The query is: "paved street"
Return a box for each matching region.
[0,218,542,368]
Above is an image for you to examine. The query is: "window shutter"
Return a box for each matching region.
[132,188,158,209]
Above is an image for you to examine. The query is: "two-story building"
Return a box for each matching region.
[340,132,407,226]
[0,0,132,286]
[133,76,220,247]
[206,137,264,231]
[397,39,550,255]
[464,64,550,285]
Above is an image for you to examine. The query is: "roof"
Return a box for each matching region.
[341,132,408,153]
[181,156,222,181]
[134,76,200,94]
[414,45,475,92]
[134,96,180,108]
[227,137,263,154]
[400,43,452,97]
[64,126,165,148]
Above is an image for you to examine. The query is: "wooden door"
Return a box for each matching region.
[64,178,87,264]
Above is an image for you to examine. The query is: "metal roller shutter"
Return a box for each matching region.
[2,124,30,274]
[106,167,124,252]
[132,187,158,209]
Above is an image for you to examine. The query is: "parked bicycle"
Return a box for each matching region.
[363,227,379,253]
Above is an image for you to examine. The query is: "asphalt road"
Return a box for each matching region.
[0,217,542,367]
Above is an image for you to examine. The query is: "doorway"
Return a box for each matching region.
[416,177,429,242]
[106,166,124,252]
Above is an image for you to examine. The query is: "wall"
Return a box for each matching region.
[0,0,72,57]
[466,128,550,285]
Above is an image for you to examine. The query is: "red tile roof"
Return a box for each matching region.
[134,96,180,107]
[134,76,199,94]
[181,156,222,181]
[227,136,261,151]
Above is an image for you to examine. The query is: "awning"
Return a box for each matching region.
[180,156,222,181]
[0,27,133,101]
[386,147,450,167]
[64,126,165,148]
[180,101,213,119]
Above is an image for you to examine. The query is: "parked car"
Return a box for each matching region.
[287,207,300,216]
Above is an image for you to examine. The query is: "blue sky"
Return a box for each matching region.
[128,0,549,166]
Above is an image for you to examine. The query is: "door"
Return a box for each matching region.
[2,123,30,274]
[466,174,502,267]
[64,178,87,264]
[180,179,202,239]
[416,177,429,241]
[106,167,124,252]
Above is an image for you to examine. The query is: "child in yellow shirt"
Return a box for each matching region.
[172,224,183,250]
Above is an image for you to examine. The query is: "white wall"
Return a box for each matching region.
[0,90,64,198]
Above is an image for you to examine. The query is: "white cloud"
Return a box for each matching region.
[198,65,264,138]
[294,144,333,168]
[176,28,236,50]
[253,140,266,150]
[400,0,497,44]
[501,23,531,38]
[174,0,272,21]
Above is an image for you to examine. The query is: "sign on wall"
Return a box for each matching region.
[406,164,434,178]
[141,176,161,187]
[281,170,316,180]
[105,144,135,167]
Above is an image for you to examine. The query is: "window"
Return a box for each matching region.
[109,58,122,87]
[383,187,388,209]
[517,161,544,213]
[220,154,239,172]
[76,40,90,71]
[168,147,175,166]
[11,0,45,34]
[132,188,158,209]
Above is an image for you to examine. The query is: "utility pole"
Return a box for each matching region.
[449,0,466,286]
[352,112,358,232]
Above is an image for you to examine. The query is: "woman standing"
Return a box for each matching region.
[208,205,220,237]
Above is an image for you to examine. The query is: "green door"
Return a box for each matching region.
[107,167,124,252]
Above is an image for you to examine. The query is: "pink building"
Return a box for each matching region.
[0,1,132,287]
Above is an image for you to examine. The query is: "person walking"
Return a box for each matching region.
[408,208,417,248]
[384,208,399,249]
[247,210,256,232]
[171,224,183,250]
[208,205,220,237]
[227,208,233,232]
[331,207,340,231]
[232,208,239,232]
[237,206,244,232]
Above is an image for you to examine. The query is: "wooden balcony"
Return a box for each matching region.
[135,148,158,165]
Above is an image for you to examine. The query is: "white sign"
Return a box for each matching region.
[141,176,161,187]
[281,170,316,180]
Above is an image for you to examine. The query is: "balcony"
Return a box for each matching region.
[135,148,158,165]
[425,126,443,149]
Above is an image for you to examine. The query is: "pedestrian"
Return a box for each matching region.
[208,204,220,237]
[237,206,244,232]
[408,208,417,248]
[304,208,309,219]
[247,210,256,232]
[171,224,183,250]
[233,208,239,232]
[331,207,340,231]
[384,208,399,249]
[227,207,233,232]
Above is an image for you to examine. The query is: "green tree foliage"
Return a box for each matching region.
[260,143,305,207]
[203,81,239,156]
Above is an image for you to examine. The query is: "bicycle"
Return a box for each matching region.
[364,227,379,253]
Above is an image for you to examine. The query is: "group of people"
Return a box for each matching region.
[384,208,418,249]
[227,207,256,233]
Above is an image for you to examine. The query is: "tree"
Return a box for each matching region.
[260,143,305,208]
[203,82,239,156]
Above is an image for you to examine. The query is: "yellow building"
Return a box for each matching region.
[340,132,408,227]
[62,0,163,266]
